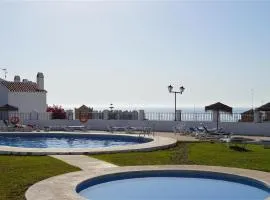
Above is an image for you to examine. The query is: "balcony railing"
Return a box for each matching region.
[0,111,269,123]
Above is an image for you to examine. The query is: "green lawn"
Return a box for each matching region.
[92,142,270,172]
[0,156,79,200]
[1,143,269,200]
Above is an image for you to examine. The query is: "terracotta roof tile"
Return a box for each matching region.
[0,81,47,92]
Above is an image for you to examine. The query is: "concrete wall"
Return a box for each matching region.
[8,92,47,113]
[24,119,270,137]
[0,85,8,106]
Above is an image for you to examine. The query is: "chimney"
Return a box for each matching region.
[22,79,28,83]
[14,75,21,82]
[36,72,44,90]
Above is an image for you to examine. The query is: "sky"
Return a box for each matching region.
[0,1,269,110]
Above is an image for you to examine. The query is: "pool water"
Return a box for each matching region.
[78,175,270,200]
[0,133,147,148]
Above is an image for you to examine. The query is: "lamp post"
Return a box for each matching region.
[0,68,7,79]
[109,103,114,120]
[109,103,114,111]
[168,84,185,121]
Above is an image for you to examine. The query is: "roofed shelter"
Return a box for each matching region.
[205,102,232,130]
[75,105,93,120]
[0,104,18,120]
[256,102,270,121]
[240,109,254,122]
[256,102,270,112]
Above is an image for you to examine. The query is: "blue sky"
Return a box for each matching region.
[0,1,269,110]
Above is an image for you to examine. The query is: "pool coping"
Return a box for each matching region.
[0,132,177,155]
[25,165,270,200]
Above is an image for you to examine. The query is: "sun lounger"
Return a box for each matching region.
[67,126,86,131]
[107,126,130,133]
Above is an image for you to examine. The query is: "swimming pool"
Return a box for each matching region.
[0,132,176,155]
[77,170,270,200]
[0,133,150,148]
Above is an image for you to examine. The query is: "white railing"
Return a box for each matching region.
[0,112,52,121]
[0,111,269,123]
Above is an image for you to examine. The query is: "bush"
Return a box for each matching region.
[47,105,66,119]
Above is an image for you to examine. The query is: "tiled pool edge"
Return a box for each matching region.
[25,165,270,200]
[0,132,177,155]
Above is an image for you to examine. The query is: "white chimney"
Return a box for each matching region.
[14,75,21,82]
[37,72,44,90]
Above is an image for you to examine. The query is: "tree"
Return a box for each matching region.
[46,105,66,119]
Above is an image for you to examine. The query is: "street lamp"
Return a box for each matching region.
[0,68,7,79]
[109,103,114,120]
[168,84,185,121]
[109,103,114,111]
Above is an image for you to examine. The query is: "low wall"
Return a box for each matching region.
[23,119,270,137]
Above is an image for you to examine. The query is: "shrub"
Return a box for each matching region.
[46,105,66,119]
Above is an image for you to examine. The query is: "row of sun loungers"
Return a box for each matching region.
[44,125,89,132]
[0,125,33,132]
[107,126,154,136]
[173,123,270,149]
[173,123,233,141]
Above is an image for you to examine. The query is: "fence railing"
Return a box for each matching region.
[1,111,269,123]
[144,112,269,123]
[0,112,52,121]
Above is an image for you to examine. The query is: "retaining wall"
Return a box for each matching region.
[23,119,270,137]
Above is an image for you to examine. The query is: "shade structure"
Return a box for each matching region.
[205,102,232,130]
[241,109,254,114]
[241,109,254,122]
[256,102,270,112]
[0,104,18,111]
[205,102,232,113]
[0,104,18,120]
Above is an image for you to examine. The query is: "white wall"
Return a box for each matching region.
[24,119,270,136]
[0,85,8,106]
[8,92,47,113]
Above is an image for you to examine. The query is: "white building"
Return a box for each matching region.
[0,72,47,113]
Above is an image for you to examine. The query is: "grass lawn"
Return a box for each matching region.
[92,142,270,172]
[0,156,79,200]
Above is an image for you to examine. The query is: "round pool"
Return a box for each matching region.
[77,170,270,200]
[0,133,151,148]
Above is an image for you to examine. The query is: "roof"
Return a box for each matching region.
[205,102,232,113]
[241,109,254,115]
[0,81,46,93]
[256,102,270,111]
[0,104,18,111]
[75,105,93,111]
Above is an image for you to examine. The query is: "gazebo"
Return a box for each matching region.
[240,109,254,122]
[0,104,18,120]
[256,102,270,112]
[256,102,270,121]
[205,102,232,130]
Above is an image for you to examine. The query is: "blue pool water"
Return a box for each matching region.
[77,171,270,200]
[0,133,148,148]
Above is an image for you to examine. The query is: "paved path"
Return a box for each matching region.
[155,132,199,141]
[51,155,117,171]
[26,164,270,200]
[155,132,270,142]
[26,155,118,200]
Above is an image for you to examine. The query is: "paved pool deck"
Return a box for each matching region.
[25,154,270,200]
[0,132,177,155]
[154,131,270,142]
